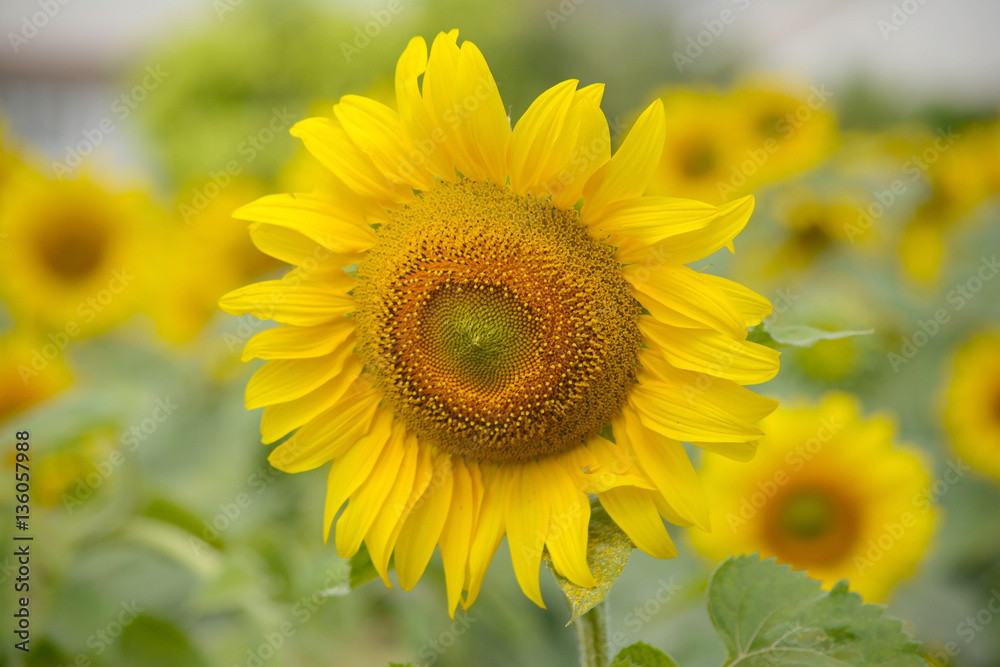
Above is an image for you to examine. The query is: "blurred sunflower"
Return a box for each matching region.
[901,120,1000,284]
[147,178,281,343]
[690,393,937,602]
[944,331,1000,483]
[645,86,837,205]
[221,31,779,615]
[0,330,72,425]
[0,169,154,337]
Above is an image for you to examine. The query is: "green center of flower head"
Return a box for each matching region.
[779,490,837,539]
[355,179,642,463]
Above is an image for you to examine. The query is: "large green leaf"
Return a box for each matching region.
[708,555,925,666]
[610,641,680,666]
[545,505,634,625]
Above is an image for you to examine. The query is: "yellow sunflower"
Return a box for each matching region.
[0,330,72,426]
[0,168,154,336]
[944,331,1000,483]
[645,86,836,205]
[690,393,937,602]
[221,31,779,615]
[147,178,281,343]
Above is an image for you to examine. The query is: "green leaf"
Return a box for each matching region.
[749,322,873,348]
[545,505,634,625]
[350,543,389,589]
[708,555,925,666]
[610,641,680,666]
[120,615,209,667]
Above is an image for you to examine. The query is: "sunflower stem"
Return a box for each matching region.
[575,599,610,667]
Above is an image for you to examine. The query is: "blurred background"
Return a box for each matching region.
[1,0,999,665]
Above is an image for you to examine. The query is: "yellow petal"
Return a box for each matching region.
[617,407,710,531]
[540,93,611,209]
[335,421,409,558]
[219,273,356,326]
[691,440,759,461]
[438,459,476,617]
[542,458,595,588]
[268,388,381,473]
[592,196,717,245]
[366,436,431,585]
[464,464,509,609]
[248,222,361,268]
[259,357,364,444]
[505,461,550,608]
[560,436,655,493]
[291,118,407,202]
[698,274,773,327]
[639,317,780,385]
[334,94,434,190]
[616,195,754,265]
[629,380,764,444]
[245,336,355,410]
[507,79,578,195]
[234,193,376,254]
[625,264,746,338]
[639,353,779,423]
[394,451,455,591]
[455,40,511,184]
[319,409,395,542]
[598,486,677,559]
[241,320,354,362]
[582,99,665,221]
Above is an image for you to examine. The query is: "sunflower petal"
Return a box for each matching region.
[505,461,551,608]
[241,320,354,362]
[259,357,364,443]
[598,487,677,559]
[464,465,509,610]
[617,407,710,531]
[625,264,746,338]
[507,79,578,195]
[395,451,455,591]
[438,460,476,617]
[245,336,355,410]
[582,99,665,220]
[335,421,409,558]
[542,458,595,588]
[234,193,376,254]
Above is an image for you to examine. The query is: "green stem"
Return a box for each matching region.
[575,600,610,667]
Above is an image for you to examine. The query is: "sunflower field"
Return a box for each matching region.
[1,1,999,666]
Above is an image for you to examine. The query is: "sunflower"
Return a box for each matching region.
[0,330,72,426]
[690,393,937,602]
[146,177,282,343]
[944,331,1000,483]
[0,168,153,337]
[221,31,779,615]
[645,86,836,205]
